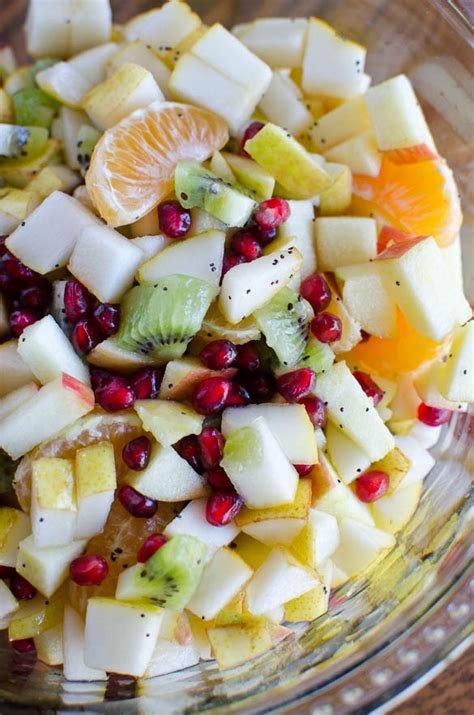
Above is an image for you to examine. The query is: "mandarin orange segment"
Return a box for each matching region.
[344,310,447,379]
[352,156,462,247]
[86,101,229,227]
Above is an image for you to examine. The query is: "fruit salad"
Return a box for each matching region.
[0,0,472,680]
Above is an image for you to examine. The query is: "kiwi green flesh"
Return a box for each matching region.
[133,534,207,611]
[0,450,18,495]
[299,335,335,374]
[76,125,102,174]
[117,274,215,363]
[12,88,59,130]
[0,124,49,160]
[254,287,313,368]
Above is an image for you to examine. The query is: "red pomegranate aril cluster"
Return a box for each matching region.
[240,372,276,403]
[240,121,264,157]
[236,343,260,372]
[69,555,109,586]
[256,225,277,246]
[221,252,246,278]
[137,533,168,563]
[206,492,243,526]
[158,200,191,238]
[254,197,290,230]
[123,436,151,471]
[90,367,113,391]
[9,572,37,601]
[174,435,203,473]
[118,485,157,518]
[311,312,342,343]
[205,467,235,492]
[198,426,225,470]
[299,395,327,428]
[0,565,14,579]
[192,376,232,415]
[353,371,385,406]
[277,368,315,403]
[72,317,102,355]
[9,309,38,336]
[417,403,452,426]
[200,339,237,370]
[129,367,163,399]
[294,464,313,476]
[231,230,262,261]
[225,381,251,406]
[93,303,121,336]
[95,377,136,412]
[300,274,332,312]
[64,278,122,355]
[11,638,36,654]
[64,279,94,324]
[355,470,390,503]
[19,285,50,311]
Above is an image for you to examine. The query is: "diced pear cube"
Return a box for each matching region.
[16,536,87,597]
[307,95,371,151]
[0,382,39,421]
[325,129,382,177]
[371,481,422,534]
[164,498,239,555]
[124,1,202,52]
[235,18,308,68]
[325,292,362,354]
[74,441,116,539]
[259,70,313,137]
[315,217,377,270]
[82,63,164,131]
[277,200,317,279]
[64,606,107,681]
[31,457,76,548]
[107,41,171,97]
[284,558,332,622]
[34,622,64,666]
[222,153,275,202]
[68,0,112,56]
[25,0,73,58]
[144,637,200,678]
[27,165,80,199]
[69,42,119,86]
[313,454,375,526]
[207,621,273,670]
[332,517,395,578]
[0,187,41,227]
[0,508,30,567]
[36,62,92,108]
[440,321,474,403]
[134,400,203,447]
[87,335,157,373]
[291,509,340,569]
[0,340,35,398]
[325,423,371,484]
[0,46,17,76]
[8,588,65,640]
[0,579,18,621]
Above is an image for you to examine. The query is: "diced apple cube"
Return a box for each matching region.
[16,535,87,597]
[325,129,382,177]
[364,74,436,152]
[307,96,371,151]
[241,519,306,546]
[25,0,73,58]
[130,235,169,264]
[284,558,332,623]
[17,315,90,386]
[291,509,340,569]
[325,423,371,484]
[0,508,30,567]
[124,1,201,52]
[259,70,313,137]
[134,400,203,447]
[84,598,163,677]
[164,498,239,555]
[187,547,253,621]
[440,321,474,403]
[393,435,435,488]
[107,41,171,98]
[332,517,395,578]
[69,42,119,86]
[36,62,93,109]
[63,606,107,681]
[68,0,112,56]
[74,441,116,539]
[371,480,422,534]
[83,63,164,131]
[0,382,39,421]
[8,588,65,640]
[68,224,143,303]
[207,621,273,670]
[6,191,102,274]
[31,457,76,548]
[407,421,442,450]
[0,374,94,460]
[315,216,377,270]
[235,18,308,68]
[144,638,200,678]
[302,18,367,99]
[277,200,317,279]
[0,46,16,76]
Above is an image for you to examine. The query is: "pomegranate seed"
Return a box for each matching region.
[64,279,94,324]
[236,343,261,372]
[89,366,114,391]
[0,566,14,579]
[225,381,251,406]
[69,555,108,586]
[360,329,371,342]
[174,435,203,473]
[19,285,50,311]
[299,395,327,428]
[353,371,385,406]
[231,230,262,261]
[417,403,452,426]
[294,464,313,476]
[93,303,120,336]
[129,367,163,399]
[5,254,42,286]
[0,271,21,296]
[256,225,277,246]
[200,340,237,370]
[206,492,243,526]
[311,312,342,343]
[240,121,264,157]
[242,372,276,403]
[355,470,390,503]
[206,467,235,492]
[277,368,315,403]
[96,377,136,412]
[254,197,290,230]
[158,200,191,238]
[9,572,37,601]
[221,252,246,278]
[118,485,157,518]
[300,274,332,312]
[198,426,225,470]
[137,533,168,563]
[72,317,102,355]
[123,436,151,471]
[10,309,38,336]
[11,638,36,654]
[192,377,232,416]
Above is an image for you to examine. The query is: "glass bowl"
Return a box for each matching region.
[0,0,472,711]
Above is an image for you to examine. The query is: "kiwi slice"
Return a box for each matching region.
[0,124,48,160]
[121,534,207,611]
[0,450,18,494]
[254,287,313,368]
[175,160,257,228]
[12,88,59,130]
[299,335,335,374]
[76,125,102,175]
[117,274,215,363]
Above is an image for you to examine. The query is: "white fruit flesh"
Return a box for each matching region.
[74,442,116,539]
[130,235,170,263]
[364,74,436,151]
[137,231,225,296]
[222,153,275,201]
[187,547,253,620]
[207,621,273,669]
[135,400,203,446]
[336,263,397,339]
[68,224,143,303]
[0,382,38,421]
[414,361,467,412]
[0,508,30,567]
[325,129,382,177]
[371,481,422,534]
[325,293,362,354]
[316,362,395,461]
[59,107,89,170]
[36,62,93,108]
[87,336,157,372]
[218,246,303,324]
[144,638,200,678]
[259,70,313,137]
[31,457,76,548]
[394,435,435,488]
[221,417,298,509]
[6,191,102,274]
[17,315,90,386]
[68,0,112,56]
[25,0,73,58]
[309,509,340,565]
[107,41,171,98]
[69,42,119,85]
[164,498,239,555]
[246,547,318,615]
[0,374,94,460]
[235,18,308,67]
[126,444,208,502]
[124,1,201,51]
[314,455,375,526]
[34,622,64,666]
[16,535,86,598]
[326,423,371,484]
[190,207,227,235]
[0,580,18,621]
[0,340,35,397]
[84,598,163,677]
[63,607,107,682]
[308,96,371,151]
[332,517,395,578]
[440,321,474,403]
[242,519,306,546]
[407,421,442,449]
[316,217,377,270]
[27,166,81,200]
[277,200,317,279]
[222,403,318,465]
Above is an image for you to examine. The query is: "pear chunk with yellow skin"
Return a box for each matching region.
[16,535,87,598]
[35,622,64,666]
[31,457,76,548]
[8,587,66,641]
[370,447,412,496]
[319,162,352,216]
[232,534,270,571]
[207,621,273,670]
[222,152,275,201]
[244,122,330,199]
[285,558,332,622]
[371,480,422,534]
[0,507,30,567]
[332,517,395,578]
[439,321,474,403]
[290,509,339,569]
[134,399,203,447]
[74,441,116,539]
